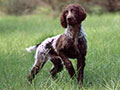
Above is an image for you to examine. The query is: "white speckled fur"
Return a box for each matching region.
[32,35,61,68]
[35,35,61,59]
[80,26,86,39]
[65,25,86,38]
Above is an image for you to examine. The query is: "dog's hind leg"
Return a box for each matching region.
[27,58,46,84]
[50,55,63,78]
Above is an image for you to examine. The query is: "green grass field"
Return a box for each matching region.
[0,13,120,90]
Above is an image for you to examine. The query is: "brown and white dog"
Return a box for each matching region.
[26,4,87,85]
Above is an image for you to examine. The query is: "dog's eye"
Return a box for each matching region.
[71,9,75,13]
[64,10,68,15]
[71,9,73,12]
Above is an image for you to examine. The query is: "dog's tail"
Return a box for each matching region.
[26,46,36,53]
[26,43,41,53]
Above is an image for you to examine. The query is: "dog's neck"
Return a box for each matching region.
[65,24,85,39]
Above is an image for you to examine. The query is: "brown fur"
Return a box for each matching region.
[56,4,87,84]
[60,4,86,28]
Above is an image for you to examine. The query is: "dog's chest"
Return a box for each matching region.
[56,26,87,58]
[56,34,78,57]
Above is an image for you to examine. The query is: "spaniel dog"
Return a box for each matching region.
[26,4,87,85]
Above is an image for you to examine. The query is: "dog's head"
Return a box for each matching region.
[60,4,86,28]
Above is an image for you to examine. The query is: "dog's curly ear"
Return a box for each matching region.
[76,4,87,24]
[60,11,67,28]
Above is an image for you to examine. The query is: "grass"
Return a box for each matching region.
[0,13,120,90]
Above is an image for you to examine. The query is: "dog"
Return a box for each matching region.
[26,4,87,85]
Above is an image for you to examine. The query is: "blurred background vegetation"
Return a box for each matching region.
[0,1,120,90]
[0,0,120,15]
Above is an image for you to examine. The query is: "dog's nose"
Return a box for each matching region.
[67,17,72,21]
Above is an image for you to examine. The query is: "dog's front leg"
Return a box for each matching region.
[77,55,85,85]
[59,52,75,78]
[27,59,46,84]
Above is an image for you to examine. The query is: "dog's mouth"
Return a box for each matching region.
[67,18,77,26]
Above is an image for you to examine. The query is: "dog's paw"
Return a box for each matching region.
[27,74,33,85]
